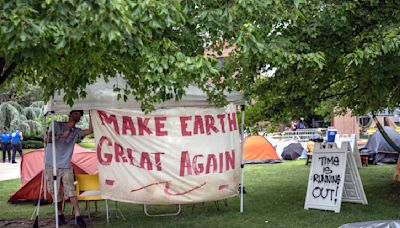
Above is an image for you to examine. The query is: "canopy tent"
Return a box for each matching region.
[9,145,97,203]
[42,76,246,224]
[44,76,243,114]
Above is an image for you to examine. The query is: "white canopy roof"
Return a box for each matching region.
[44,76,243,114]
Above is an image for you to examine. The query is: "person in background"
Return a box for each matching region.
[298,117,307,129]
[11,128,23,164]
[0,128,2,159]
[307,132,325,153]
[44,110,92,228]
[291,120,299,131]
[306,139,315,154]
[1,127,12,163]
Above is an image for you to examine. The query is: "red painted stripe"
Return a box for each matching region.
[105,179,115,186]
[130,181,207,196]
[164,182,207,196]
[219,184,228,190]
[130,181,169,192]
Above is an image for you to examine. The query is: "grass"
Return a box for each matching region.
[23,148,34,155]
[1,161,400,227]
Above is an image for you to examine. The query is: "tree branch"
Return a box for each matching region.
[0,61,17,85]
[317,75,353,93]
[55,68,65,76]
[0,57,5,74]
[321,86,358,100]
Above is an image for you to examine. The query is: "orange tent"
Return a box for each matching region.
[244,136,281,164]
[9,144,98,203]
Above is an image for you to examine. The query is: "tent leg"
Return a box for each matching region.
[31,115,49,223]
[105,200,109,224]
[51,114,59,228]
[240,105,245,213]
[43,115,47,202]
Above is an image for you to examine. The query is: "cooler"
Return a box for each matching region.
[326,128,337,142]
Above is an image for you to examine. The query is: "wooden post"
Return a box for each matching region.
[392,154,400,181]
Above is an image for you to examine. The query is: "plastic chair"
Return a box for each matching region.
[75,174,109,224]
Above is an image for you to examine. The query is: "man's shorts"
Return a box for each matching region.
[45,166,76,202]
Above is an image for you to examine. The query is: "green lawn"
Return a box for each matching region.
[22,148,34,155]
[1,161,400,227]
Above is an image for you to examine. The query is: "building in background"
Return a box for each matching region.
[333,109,400,139]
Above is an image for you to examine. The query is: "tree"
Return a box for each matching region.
[0,101,43,133]
[4,1,396,121]
[1,0,251,110]
[226,1,400,121]
[0,101,20,129]
[240,100,286,132]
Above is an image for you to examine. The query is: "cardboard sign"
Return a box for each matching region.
[304,142,367,213]
[91,104,241,205]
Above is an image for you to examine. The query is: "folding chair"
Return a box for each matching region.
[75,174,110,224]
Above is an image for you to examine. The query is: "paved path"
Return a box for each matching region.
[0,157,21,181]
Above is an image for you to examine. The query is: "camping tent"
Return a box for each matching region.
[362,126,400,164]
[281,143,304,160]
[275,139,307,159]
[9,145,97,203]
[243,136,280,164]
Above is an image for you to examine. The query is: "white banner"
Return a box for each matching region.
[91,104,241,204]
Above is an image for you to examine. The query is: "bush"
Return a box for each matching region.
[23,134,43,141]
[22,140,43,149]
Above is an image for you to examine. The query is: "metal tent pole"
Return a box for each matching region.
[51,114,59,228]
[43,115,47,201]
[240,104,245,213]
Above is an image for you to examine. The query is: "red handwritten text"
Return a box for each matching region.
[179,150,235,176]
[98,110,168,136]
[97,135,164,171]
[179,113,237,136]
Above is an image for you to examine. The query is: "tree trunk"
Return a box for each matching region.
[393,155,400,181]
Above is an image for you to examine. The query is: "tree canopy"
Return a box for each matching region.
[0,0,248,110]
[1,0,399,118]
[234,0,400,122]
